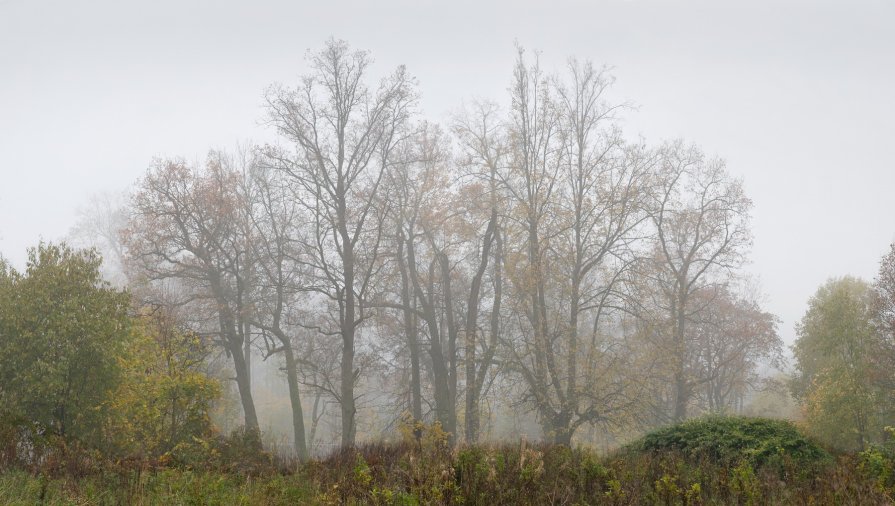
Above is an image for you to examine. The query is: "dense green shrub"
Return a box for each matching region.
[626,415,831,471]
[0,244,132,449]
[0,244,222,473]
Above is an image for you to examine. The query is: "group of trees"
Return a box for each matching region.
[0,244,218,458]
[791,244,895,451]
[5,38,894,465]
[79,39,781,457]
[0,38,782,462]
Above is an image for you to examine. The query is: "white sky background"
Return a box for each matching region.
[1,0,893,347]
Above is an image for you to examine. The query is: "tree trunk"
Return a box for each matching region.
[309,390,323,452]
[340,218,357,447]
[283,344,308,461]
[549,415,574,446]
[340,330,357,446]
[464,216,496,443]
[398,232,423,421]
[231,341,259,432]
[528,221,547,386]
[408,238,454,439]
[439,252,459,444]
[243,324,251,389]
[474,228,503,439]
[673,289,689,423]
[409,312,423,422]
[211,274,258,433]
[673,372,688,423]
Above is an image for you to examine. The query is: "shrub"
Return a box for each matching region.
[0,244,132,448]
[103,307,220,460]
[859,426,895,494]
[626,416,831,471]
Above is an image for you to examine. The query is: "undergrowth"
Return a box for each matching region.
[1,416,893,505]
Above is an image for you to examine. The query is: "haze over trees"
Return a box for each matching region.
[70,38,789,453]
[17,38,895,461]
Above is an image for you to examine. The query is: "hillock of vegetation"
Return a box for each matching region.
[625,416,831,470]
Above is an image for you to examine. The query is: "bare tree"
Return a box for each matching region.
[643,142,752,422]
[246,163,310,460]
[381,123,462,441]
[69,191,130,287]
[499,47,566,442]
[688,286,782,413]
[375,118,507,444]
[452,100,506,443]
[264,39,415,445]
[499,53,654,444]
[123,155,259,431]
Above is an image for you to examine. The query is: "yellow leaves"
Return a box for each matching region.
[103,308,220,458]
[397,412,450,452]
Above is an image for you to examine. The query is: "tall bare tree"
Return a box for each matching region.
[499,53,654,444]
[381,123,462,441]
[246,163,310,460]
[499,48,566,442]
[453,101,506,443]
[264,39,415,445]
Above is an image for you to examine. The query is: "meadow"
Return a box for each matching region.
[2,417,893,505]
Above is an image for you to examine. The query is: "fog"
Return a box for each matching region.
[1,0,894,453]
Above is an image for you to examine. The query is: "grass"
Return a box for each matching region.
[1,417,893,505]
[0,468,316,505]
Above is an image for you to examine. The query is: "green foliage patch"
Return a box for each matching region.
[626,415,831,470]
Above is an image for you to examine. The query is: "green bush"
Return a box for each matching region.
[0,244,222,474]
[0,243,132,449]
[626,415,831,471]
[859,426,895,494]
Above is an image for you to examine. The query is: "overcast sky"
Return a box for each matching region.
[1,0,893,345]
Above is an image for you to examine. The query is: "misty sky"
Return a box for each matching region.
[1,0,893,347]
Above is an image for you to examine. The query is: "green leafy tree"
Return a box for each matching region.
[0,243,131,445]
[103,306,220,457]
[870,243,895,422]
[792,276,886,450]
[0,258,14,408]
